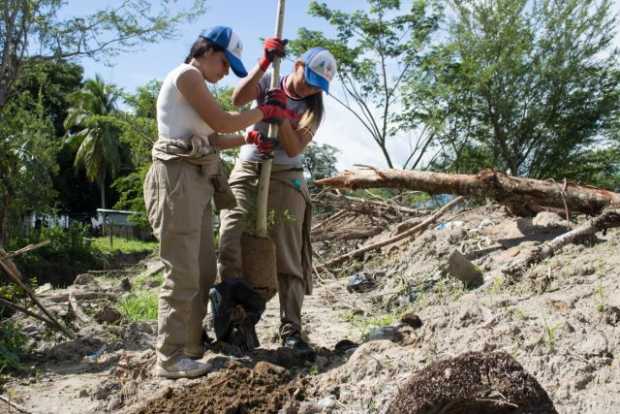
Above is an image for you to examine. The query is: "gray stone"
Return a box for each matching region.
[533,211,571,231]
[95,305,122,324]
[73,273,96,285]
[576,331,609,357]
[106,395,123,411]
[447,250,484,288]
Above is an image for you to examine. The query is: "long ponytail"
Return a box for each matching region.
[299,92,324,134]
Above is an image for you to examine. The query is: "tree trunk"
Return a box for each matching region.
[315,168,620,216]
[98,172,106,209]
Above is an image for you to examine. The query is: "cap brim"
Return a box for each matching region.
[224,50,248,77]
[305,66,329,93]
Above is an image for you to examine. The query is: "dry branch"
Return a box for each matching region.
[0,249,74,339]
[312,227,383,242]
[320,196,464,268]
[313,192,428,217]
[503,208,620,278]
[69,292,92,324]
[0,297,56,328]
[0,395,32,414]
[316,168,620,216]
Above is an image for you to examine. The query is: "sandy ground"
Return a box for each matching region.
[2,204,620,413]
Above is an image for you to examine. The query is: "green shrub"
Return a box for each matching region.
[0,321,27,373]
[91,237,157,254]
[117,291,158,321]
[8,223,101,287]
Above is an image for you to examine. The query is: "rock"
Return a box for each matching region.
[35,282,53,294]
[576,331,609,357]
[317,396,337,410]
[254,361,287,376]
[107,395,123,411]
[95,305,122,324]
[400,312,423,329]
[346,272,376,293]
[78,388,89,398]
[120,277,132,291]
[447,227,467,244]
[334,339,359,353]
[447,250,484,288]
[604,305,620,326]
[73,273,96,285]
[532,211,572,231]
[387,352,558,414]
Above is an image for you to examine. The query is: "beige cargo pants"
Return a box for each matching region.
[144,158,217,364]
[218,162,311,337]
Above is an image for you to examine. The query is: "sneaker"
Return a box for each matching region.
[282,334,316,361]
[155,357,210,379]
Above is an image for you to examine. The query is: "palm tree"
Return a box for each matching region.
[64,75,122,209]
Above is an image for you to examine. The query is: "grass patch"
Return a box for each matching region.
[92,237,158,254]
[133,270,164,289]
[117,291,158,321]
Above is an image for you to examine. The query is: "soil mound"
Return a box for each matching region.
[130,361,305,414]
[387,351,557,414]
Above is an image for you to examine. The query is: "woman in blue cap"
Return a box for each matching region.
[144,26,295,379]
[218,41,338,359]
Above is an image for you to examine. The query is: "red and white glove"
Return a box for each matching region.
[257,103,300,125]
[259,37,287,72]
[264,88,288,108]
[245,130,274,155]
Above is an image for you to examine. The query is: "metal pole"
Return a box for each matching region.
[256,0,286,238]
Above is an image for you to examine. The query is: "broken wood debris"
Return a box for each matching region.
[316,168,620,216]
[0,242,75,339]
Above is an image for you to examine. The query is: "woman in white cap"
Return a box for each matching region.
[218,44,338,359]
[144,26,296,379]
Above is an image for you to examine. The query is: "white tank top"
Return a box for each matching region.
[156,64,214,141]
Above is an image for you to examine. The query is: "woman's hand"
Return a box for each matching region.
[259,37,287,72]
[257,103,300,125]
[245,130,274,155]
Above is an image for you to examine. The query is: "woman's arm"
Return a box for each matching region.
[208,133,245,150]
[177,68,263,133]
[231,65,264,107]
[276,120,314,157]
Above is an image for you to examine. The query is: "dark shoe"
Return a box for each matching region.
[282,334,316,361]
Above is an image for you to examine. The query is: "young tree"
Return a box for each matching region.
[64,75,123,209]
[303,142,339,184]
[0,0,207,109]
[416,0,620,178]
[289,0,443,169]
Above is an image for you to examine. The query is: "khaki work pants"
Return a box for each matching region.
[218,162,308,336]
[144,159,217,364]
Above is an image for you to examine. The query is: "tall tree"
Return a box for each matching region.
[289,0,443,169]
[414,0,620,179]
[303,142,339,185]
[64,75,123,209]
[0,0,207,109]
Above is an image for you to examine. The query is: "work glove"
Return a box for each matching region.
[245,130,274,156]
[264,88,288,108]
[259,37,287,72]
[258,103,300,125]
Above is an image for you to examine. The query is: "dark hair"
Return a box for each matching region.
[184,37,225,64]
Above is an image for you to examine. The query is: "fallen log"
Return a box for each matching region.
[503,208,620,279]
[320,196,464,268]
[69,292,93,324]
[316,168,620,216]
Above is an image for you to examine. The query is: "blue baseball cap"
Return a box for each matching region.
[301,47,337,94]
[200,26,248,77]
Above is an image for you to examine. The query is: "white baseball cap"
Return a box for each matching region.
[201,26,248,77]
[301,47,337,94]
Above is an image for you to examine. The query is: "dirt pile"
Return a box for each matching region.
[387,351,557,414]
[130,361,306,414]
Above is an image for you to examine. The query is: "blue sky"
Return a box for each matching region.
[69,0,380,170]
[69,0,620,171]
